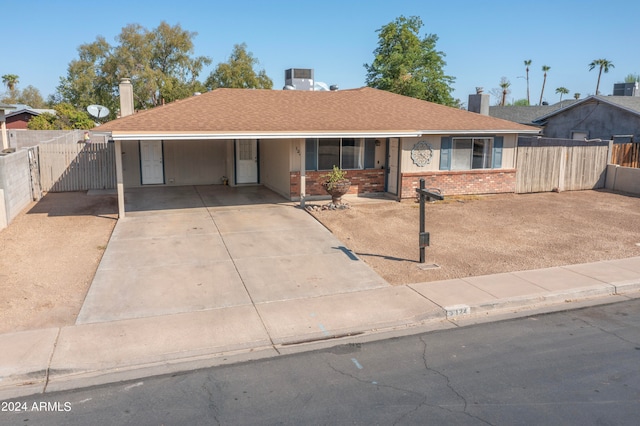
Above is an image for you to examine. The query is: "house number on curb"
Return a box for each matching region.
[410,141,433,167]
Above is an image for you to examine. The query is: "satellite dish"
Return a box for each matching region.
[87,104,110,119]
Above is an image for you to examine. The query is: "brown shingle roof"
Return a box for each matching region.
[98,87,538,135]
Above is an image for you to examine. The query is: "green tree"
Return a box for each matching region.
[205,43,273,90]
[15,85,46,108]
[524,59,532,105]
[555,86,569,102]
[573,92,581,100]
[588,58,614,95]
[364,15,456,106]
[512,98,530,106]
[539,65,550,105]
[499,77,511,106]
[27,103,94,130]
[623,73,639,83]
[56,21,211,119]
[27,113,57,130]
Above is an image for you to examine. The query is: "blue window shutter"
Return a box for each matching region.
[492,136,503,168]
[305,138,317,170]
[364,139,376,169]
[440,137,452,170]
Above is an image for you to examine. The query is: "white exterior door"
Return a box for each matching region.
[387,138,399,194]
[140,140,164,185]
[235,139,258,184]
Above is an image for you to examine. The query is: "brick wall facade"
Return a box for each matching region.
[290,169,385,199]
[400,169,517,199]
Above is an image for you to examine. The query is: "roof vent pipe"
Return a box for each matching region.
[330,85,339,91]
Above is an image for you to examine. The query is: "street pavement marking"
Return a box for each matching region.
[351,358,363,369]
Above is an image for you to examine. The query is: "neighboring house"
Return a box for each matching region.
[97,79,538,216]
[489,101,578,127]
[0,102,15,150]
[532,96,640,141]
[5,105,55,129]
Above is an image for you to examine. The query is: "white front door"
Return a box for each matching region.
[140,140,164,185]
[235,139,258,184]
[387,138,399,194]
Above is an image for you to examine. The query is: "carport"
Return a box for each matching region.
[77,185,389,324]
[123,184,291,215]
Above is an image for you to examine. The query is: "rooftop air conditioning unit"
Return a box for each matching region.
[284,68,314,91]
[613,82,639,96]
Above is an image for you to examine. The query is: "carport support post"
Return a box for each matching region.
[114,139,125,218]
[299,140,306,207]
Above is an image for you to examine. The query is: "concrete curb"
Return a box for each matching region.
[0,251,640,399]
[1,262,639,400]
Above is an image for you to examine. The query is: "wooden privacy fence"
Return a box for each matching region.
[516,137,609,193]
[38,140,116,192]
[610,142,640,168]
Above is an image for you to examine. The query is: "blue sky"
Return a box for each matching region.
[3,0,638,107]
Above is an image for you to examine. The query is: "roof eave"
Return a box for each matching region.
[101,128,540,140]
[421,129,540,135]
[104,130,426,140]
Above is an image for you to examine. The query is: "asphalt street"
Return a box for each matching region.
[2,299,639,425]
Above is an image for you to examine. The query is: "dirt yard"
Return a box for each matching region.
[1,189,639,334]
[0,192,117,334]
[309,190,640,285]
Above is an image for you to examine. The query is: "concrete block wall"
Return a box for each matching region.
[400,169,517,198]
[290,169,385,199]
[8,130,108,149]
[0,149,32,229]
[605,165,640,195]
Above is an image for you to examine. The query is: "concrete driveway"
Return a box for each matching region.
[76,185,389,324]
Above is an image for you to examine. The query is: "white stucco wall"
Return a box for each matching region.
[400,134,518,173]
[606,164,640,195]
[400,136,441,173]
[260,139,293,197]
[164,140,227,185]
[121,140,141,187]
[121,139,229,187]
[501,134,517,168]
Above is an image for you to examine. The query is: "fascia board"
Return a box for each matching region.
[420,129,540,135]
[105,131,424,140]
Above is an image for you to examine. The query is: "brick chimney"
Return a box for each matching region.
[119,78,134,117]
[468,87,490,115]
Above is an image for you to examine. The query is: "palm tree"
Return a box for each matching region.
[524,60,532,105]
[1,74,19,92]
[499,77,511,106]
[573,93,581,100]
[555,87,569,102]
[539,65,550,105]
[588,59,614,95]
